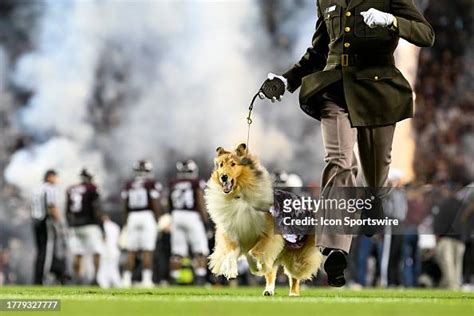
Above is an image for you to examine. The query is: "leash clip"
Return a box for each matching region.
[245,92,259,151]
[246,115,253,125]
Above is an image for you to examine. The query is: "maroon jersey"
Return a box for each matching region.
[168,178,205,212]
[66,183,100,227]
[121,177,162,213]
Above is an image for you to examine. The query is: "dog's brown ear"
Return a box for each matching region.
[216,147,228,156]
[235,143,247,157]
[240,157,252,166]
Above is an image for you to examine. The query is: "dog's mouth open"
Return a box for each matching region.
[221,179,234,194]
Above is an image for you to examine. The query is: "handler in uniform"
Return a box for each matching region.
[265,0,434,287]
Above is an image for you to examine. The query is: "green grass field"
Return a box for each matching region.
[0,286,473,316]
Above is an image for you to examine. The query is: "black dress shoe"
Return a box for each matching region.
[324,250,347,287]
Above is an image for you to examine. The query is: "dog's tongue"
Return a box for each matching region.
[223,182,232,193]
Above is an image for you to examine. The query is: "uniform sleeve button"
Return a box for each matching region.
[345,11,351,16]
[374,76,379,80]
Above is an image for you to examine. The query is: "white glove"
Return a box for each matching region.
[360,8,394,29]
[258,73,288,102]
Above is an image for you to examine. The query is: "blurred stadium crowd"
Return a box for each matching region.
[0,0,473,290]
[413,1,474,185]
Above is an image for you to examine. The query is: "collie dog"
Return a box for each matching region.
[205,143,322,296]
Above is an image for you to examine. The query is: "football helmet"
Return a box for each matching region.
[273,170,289,187]
[80,168,93,182]
[273,171,303,188]
[133,159,153,177]
[286,173,303,188]
[176,159,198,179]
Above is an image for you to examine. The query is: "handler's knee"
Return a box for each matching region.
[325,152,357,172]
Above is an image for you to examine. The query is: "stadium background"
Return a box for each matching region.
[0,0,472,291]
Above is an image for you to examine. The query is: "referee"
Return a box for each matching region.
[32,169,60,285]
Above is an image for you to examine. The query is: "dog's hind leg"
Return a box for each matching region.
[281,235,322,296]
[289,277,300,297]
[246,254,263,276]
[249,216,284,274]
[263,265,278,296]
[249,236,282,274]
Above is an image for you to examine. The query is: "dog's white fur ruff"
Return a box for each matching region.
[205,166,273,252]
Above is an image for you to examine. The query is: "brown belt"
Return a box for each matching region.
[327,54,395,67]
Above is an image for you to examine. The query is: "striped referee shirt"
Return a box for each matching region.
[32,183,58,221]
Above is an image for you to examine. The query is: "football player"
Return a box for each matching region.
[169,160,209,285]
[66,169,104,285]
[121,160,162,288]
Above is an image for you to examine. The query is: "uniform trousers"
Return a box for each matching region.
[315,81,396,253]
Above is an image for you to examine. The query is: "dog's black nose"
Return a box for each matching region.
[221,174,228,182]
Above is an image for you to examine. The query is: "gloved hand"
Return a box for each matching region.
[258,73,288,102]
[360,8,395,29]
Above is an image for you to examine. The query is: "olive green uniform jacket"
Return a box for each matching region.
[283,0,435,127]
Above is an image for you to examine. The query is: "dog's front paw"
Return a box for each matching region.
[221,251,239,279]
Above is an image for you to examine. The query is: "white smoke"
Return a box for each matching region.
[5,0,325,197]
[5,138,104,197]
[6,1,108,193]
[103,1,300,178]
[0,47,6,93]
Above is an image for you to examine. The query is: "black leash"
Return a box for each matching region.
[245,77,286,151]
